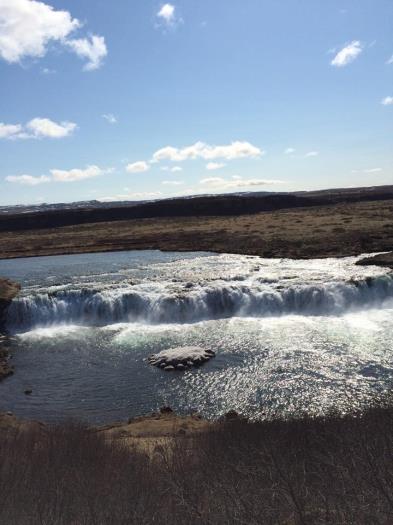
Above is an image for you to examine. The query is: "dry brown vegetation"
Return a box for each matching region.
[0,199,393,260]
[1,406,393,524]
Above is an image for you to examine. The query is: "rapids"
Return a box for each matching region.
[0,250,392,424]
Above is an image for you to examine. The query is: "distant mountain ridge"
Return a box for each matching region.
[1,185,392,233]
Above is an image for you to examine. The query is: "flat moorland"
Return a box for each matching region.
[0,199,393,261]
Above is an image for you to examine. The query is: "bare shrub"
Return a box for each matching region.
[1,407,393,524]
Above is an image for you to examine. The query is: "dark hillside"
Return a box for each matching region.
[0,193,322,232]
[2,184,393,233]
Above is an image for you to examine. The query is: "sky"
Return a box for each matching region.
[0,0,392,206]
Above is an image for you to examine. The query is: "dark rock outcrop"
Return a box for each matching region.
[0,341,13,380]
[0,278,20,329]
[0,278,20,380]
[357,252,393,270]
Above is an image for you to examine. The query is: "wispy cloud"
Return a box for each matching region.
[331,41,363,67]
[5,175,51,186]
[156,4,180,27]
[27,118,77,138]
[157,4,175,23]
[364,167,382,173]
[153,141,264,163]
[386,55,393,65]
[0,0,107,71]
[162,180,184,185]
[352,168,382,174]
[65,35,107,71]
[102,113,117,124]
[160,166,183,172]
[5,164,112,185]
[206,162,226,171]
[199,176,283,191]
[126,161,150,173]
[381,96,393,106]
[305,151,319,158]
[284,148,295,155]
[0,123,23,140]
[0,118,77,140]
[41,67,56,75]
[51,165,111,182]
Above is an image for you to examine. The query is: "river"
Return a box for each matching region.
[0,250,392,423]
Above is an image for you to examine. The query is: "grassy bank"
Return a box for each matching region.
[1,406,393,524]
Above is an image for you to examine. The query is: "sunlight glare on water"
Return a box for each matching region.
[0,250,392,423]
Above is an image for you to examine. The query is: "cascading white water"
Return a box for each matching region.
[5,253,393,332]
[1,250,393,424]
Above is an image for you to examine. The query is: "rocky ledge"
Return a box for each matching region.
[0,278,20,326]
[0,278,20,380]
[148,346,216,371]
[357,252,393,270]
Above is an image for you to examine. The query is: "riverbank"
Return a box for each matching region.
[357,251,393,269]
[0,279,20,380]
[1,404,392,524]
[0,408,216,455]
[0,199,392,261]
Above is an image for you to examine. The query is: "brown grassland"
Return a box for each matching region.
[0,199,392,260]
[0,200,393,258]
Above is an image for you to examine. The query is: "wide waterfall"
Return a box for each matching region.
[1,250,393,424]
[6,273,393,332]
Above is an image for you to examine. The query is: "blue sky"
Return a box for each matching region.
[0,0,392,205]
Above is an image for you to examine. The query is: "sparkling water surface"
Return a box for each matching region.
[0,250,392,424]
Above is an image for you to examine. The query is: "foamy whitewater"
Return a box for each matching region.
[0,250,392,423]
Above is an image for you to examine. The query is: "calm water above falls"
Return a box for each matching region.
[0,250,393,424]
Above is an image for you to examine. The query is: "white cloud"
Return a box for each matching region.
[200,177,226,185]
[126,161,150,173]
[363,168,382,173]
[5,174,50,185]
[305,151,319,157]
[0,0,80,63]
[331,41,363,67]
[65,35,107,71]
[51,165,109,182]
[0,0,106,71]
[206,162,225,170]
[284,148,295,155]
[162,180,184,185]
[199,176,283,191]
[153,141,263,163]
[157,4,176,25]
[0,118,76,139]
[27,118,76,138]
[0,123,23,139]
[386,55,393,65]
[381,96,393,106]
[102,113,117,124]
[160,165,183,172]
